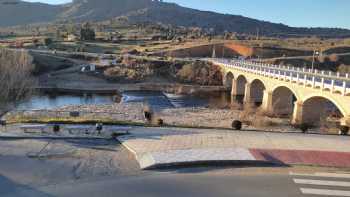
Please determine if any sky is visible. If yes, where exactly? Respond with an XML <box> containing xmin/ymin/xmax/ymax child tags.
<box><xmin>24</xmin><ymin>0</ymin><xmax>350</xmax><ymax>29</ymax></box>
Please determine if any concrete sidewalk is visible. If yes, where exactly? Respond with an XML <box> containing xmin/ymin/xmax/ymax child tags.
<box><xmin>117</xmin><ymin>127</ymin><xmax>350</xmax><ymax>169</ymax></box>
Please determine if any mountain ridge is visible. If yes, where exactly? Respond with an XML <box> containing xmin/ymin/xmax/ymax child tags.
<box><xmin>0</xmin><ymin>0</ymin><xmax>349</xmax><ymax>37</ymax></box>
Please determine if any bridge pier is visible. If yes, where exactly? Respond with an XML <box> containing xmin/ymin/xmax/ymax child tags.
<box><xmin>291</xmin><ymin>101</ymin><xmax>304</xmax><ymax>126</ymax></box>
<box><xmin>291</xmin><ymin>101</ymin><xmax>350</xmax><ymax>127</ymax></box>
<box><xmin>243</xmin><ymin>83</ymin><xmax>253</xmax><ymax>105</ymax></box>
<box><xmin>230</xmin><ymin>79</ymin><xmax>238</xmax><ymax>96</ymax></box>
<box><xmin>230</xmin><ymin>78</ymin><xmax>246</xmax><ymax>103</ymax></box>
<box><xmin>261</xmin><ymin>91</ymin><xmax>274</xmax><ymax>115</ymax></box>
<box><xmin>341</xmin><ymin>116</ymin><xmax>350</xmax><ymax>127</ymax></box>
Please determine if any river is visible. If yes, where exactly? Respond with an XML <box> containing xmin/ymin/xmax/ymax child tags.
<box><xmin>17</xmin><ymin>91</ymin><xmax>231</xmax><ymax>110</ymax></box>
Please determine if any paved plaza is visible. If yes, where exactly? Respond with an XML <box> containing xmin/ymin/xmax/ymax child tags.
<box><xmin>117</xmin><ymin>127</ymin><xmax>350</xmax><ymax>169</ymax></box>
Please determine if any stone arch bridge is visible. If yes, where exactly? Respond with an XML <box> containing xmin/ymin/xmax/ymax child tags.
<box><xmin>208</xmin><ymin>59</ymin><xmax>350</xmax><ymax>127</ymax></box>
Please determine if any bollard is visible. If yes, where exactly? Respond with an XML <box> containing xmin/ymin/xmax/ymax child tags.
<box><xmin>339</xmin><ymin>126</ymin><xmax>349</xmax><ymax>135</ymax></box>
<box><xmin>96</xmin><ymin>123</ymin><xmax>103</xmax><ymax>134</ymax></box>
<box><xmin>0</xmin><ymin>120</ymin><xmax>6</xmax><ymax>132</ymax></box>
<box><xmin>0</xmin><ymin>120</ymin><xmax>6</xmax><ymax>126</ymax></box>
<box><xmin>343</xmin><ymin>81</ymin><xmax>347</xmax><ymax>96</ymax></box>
<box><xmin>53</xmin><ymin>124</ymin><xmax>60</xmax><ymax>133</ymax></box>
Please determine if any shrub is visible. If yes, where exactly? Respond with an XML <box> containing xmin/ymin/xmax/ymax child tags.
<box><xmin>156</xmin><ymin>118</ymin><xmax>164</xmax><ymax>126</ymax></box>
<box><xmin>232</xmin><ymin>120</ymin><xmax>242</xmax><ymax>130</ymax></box>
<box><xmin>176</xmin><ymin>61</ymin><xmax>223</xmax><ymax>85</ymax></box>
<box><xmin>337</xmin><ymin>64</ymin><xmax>350</xmax><ymax>74</ymax></box>
<box><xmin>80</xmin><ymin>23</ymin><xmax>95</xmax><ymax>41</ymax></box>
<box><xmin>0</xmin><ymin>120</ymin><xmax>6</xmax><ymax>126</ymax></box>
<box><xmin>230</xmin><ymin>101</ymin><xmax>243</xmax><ymax>110</ymax></box>
<box><xmin>318</xmin><ymin>55</ymin><xmax>326</xmax><ymax>63</ymax></box>
<box><xmin>111</xmin><ymin>132</ymin><xmax>120</xmax><ymax>138</ymax></box>
<box><xmin>53</xmin><ymin>124</ymin><xmax>60</xmax><ymax>133</ymax></box>
<box><xmin>253</xmin><ymin>116</ymin><xmax>277</xmax><ymax>128</ymax></box>
<box><xmin>329</xmin><ymin>54</ymin><xmax>339</xmax><ymax>62</ymax></box>
<box><xmin>239</xmin><ymin>103</ymin><xmax>257</xmax><ymax>125</ymax></box>
<box><xmin>299</xmin><ymin>123</ymin><xmax>309</xmax><ymax>133</ymax></box>
<box><xmin>0</xmin><ymin>48</ymin><xmax>36</xmax><ymax>112</ymax></box>
<box><xmin>339</xmin><ymin>126</ymin><xmax>349</xmax><ymax>135</ymax></box>
<box><xmin>44</xmin><ymin>38</ymin><xmax>53</xmax><ymax>46</ymax></box>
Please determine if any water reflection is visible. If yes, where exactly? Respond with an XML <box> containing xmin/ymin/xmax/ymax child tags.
<box><xmin>17</xmin><ymin>93</ymin><xmax>115</xmax><ymax>110</ymax></box>
<box><xmin>16</xmin><ymin>91</ymin><xmax>232</xmax><ymax>111</ymax></box>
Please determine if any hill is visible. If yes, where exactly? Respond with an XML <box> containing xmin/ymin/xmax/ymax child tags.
<box><xmin>0</xmin><ymin>0</ymin><xmax>349</xmax><ymax>37</ymax></box>
<box><xmin>0</xmin><ymin>0</ymin><xmax>62</xmax><ymax>26</ymax></box>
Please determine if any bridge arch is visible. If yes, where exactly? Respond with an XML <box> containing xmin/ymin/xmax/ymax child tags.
<box><xmin>235</xmin><ymin>75</ymin><xmax>248</xmax><ymax>96</ymax></box>
<box><xmin>247</xmin><ymin>78</ymin><xmax>266</xmax><ymax>106</ymax></box>
<box><xmin>224</xmin><ymin>72</ymin><xmax>234</xmax><ymax>88</ymax></box>
<box><xmin>271</xmin><ymin>86</ymin><xmax>298</xmax><ymax>117</ymax></box>
<box><xmin>301</xmin><ymin>95</ymin><xmax>344</xmax><ymax>127</ymax></box>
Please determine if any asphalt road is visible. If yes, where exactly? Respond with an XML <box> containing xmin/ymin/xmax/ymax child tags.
<box><xmin>0</xmin><ymin>138</ymin><xmax>349</xmax><ymax>197</ymax></box>
<box><xmin>3</xmin><ymin>171</ymin><xmax>302</xmax><ymax>197</ymax></box>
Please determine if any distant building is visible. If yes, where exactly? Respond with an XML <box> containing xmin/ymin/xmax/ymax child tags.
<box><xmin>66</xmin><ymin>34</ymin><xmax>78</xmax><ymax>42</ymax></box>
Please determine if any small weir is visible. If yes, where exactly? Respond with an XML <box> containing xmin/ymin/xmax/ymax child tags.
<box><xmin>16</xmin><ymin>91</ymin><xmax>232</xmax><ymax>111</ymax></box>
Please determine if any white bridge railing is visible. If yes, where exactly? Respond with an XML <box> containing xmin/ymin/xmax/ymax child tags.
<box><xmin>209</xmin><ymin>58</ymin><xmax>350</xmax><ymax>96</ymax></box>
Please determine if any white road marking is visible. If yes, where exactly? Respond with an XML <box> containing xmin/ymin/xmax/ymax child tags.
<box><xmin>300</xmin><ymin>188</ymin><xmax>350</xmax><ymax>196</ymax></box>
<box><xmin>294</xmin><ymin>178</ymin><xmax>350</xmax><ymax>187</ymax></box>
<box><xmin>315</xmin><ymin>173</ymin><xmax>350</xmax><ymax>179</ymax></box>
<box><xmin>290</xmin><ymin>172</ymin><xmax>350</xmax><ymax>179</ymax></box>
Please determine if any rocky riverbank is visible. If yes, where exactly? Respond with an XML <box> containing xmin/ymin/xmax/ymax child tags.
<box><xmin>5</xmin><ymin>103</ymin><xmax>145</xmax><ymax>125</ymax></box>
<box><xmin>157</xmin><ymin>107</ymin><xmax>240</xmax><ymax>128</ymax></box>
<box><xmin>5</xmin><ymin>101</ymin><xmax>296</xmax><ymax>132</ymax></box>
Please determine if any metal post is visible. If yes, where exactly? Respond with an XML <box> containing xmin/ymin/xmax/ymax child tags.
<box><xmin>297</xmin><ymin>73</ymin><xmax>300</xmax><ymax>84</ymax></box>
<box><xmin>284</xmin><ymin>72</ymin><xmax>287</xmax><ymax>81</ymax></box>
<box><xmin>278</xmin><ymin>70</ymin><xmax>281</xmax><ymax>80</ymax></box>
<box><xmin>321</xmin><ymin>77</ymin><xmax>325</xmax><ymax>90</ymax></box>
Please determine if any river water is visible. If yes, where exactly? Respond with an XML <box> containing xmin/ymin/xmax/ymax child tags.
<box><xmin>17</xmin><ymin>91</ymin><xmax>231</xmax><ymax>110</ymax></box>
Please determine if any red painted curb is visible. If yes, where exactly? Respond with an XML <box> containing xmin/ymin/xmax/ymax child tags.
<box><xmin>250</xmin><ymin>149</ymin><xmax>350</xmax><ymax>168</ymax></box>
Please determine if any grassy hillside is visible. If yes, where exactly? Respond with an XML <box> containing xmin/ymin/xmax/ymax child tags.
<box><xmin>0</xmin><ymin>0</ymin><xmax>349</xmax><ymax>38</ymax></box>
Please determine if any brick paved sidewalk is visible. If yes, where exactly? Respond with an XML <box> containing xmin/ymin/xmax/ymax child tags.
<box><xmin>117</xmin><ymin>127</ymin><xmax>350</xmax><ymax>169</ymax></box>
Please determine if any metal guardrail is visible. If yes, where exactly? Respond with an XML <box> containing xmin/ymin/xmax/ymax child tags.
<box><xmin>209</xmin><ymin>58</ymin><xmax>350</xmax><ymax>96</ymax></box>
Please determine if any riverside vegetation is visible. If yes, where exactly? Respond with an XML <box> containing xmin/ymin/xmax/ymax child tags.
<box><xmin>0</xmin><ymin>48</ymin><xmax>36</xmax><ymax>116</ymax></box>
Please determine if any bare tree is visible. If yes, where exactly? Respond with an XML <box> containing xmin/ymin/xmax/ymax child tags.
<box><xmin>0</xmin><ymin>48</ymin><xmax>36</xmax><ymax>115</ymax></box>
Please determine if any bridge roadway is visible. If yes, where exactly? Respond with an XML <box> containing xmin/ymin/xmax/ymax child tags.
<box><xmin>208</xmin><ymin>58</ymin><xmax>350</xmax><ymax>128</ymax></box>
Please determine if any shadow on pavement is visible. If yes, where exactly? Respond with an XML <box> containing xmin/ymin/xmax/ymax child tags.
<box><xmin>148</xmin><ymin>160</ymin><xmax>290</xmax><ymax>173</ymax></box>
<box><xmin>63</xmin><ymin>138</ymin><xmax>121</xmax><ymax>152</ymax></box>
<box><xmin>0</xmin><ymin>174</ymin><xmax>54</xmax><ymax>197</ymax></box>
